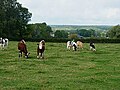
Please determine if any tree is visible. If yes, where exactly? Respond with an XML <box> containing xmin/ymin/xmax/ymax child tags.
<box><xmin>0</xmin><ymin>0</ymin><xmax>32</xmax><ymax>38</ymax></box>
<box><xmin>77</xmin><ymin>29</ymin><xmax>91</xmax><ymax>37</ymax></box>
<box><xmin>107</xmin><ymin>25</ymin><xmax>120</xmax><ymax>38</ymax></box>
<box><xmin>28</xmin><ymin>23</ymin><xmax>53</xmax><ymax>39</ymax></box>
<box><xmin>89</xmin><ymin>29</ymin><xmax>96</xmax><ymax>37</ymax></box>
<box><xmin>54</xmin><ymin>30</ymin><xmax>68</xmax><ymax>38</ymax></box>
<box><xmin>68</xmin><ymin>34</ymin><xmax>78</xmax><ymax>39</ymax></box>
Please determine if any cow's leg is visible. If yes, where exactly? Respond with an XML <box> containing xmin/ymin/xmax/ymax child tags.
<box><xmin>19</xmin><ymin>51</ymin><xmax>22</xmax><ymax>58</ymax></box>
<box><xmin>37</xmin><ymin>47</ymin><xmax>40</xmax><ymax>58</ymax></box>
<box><xmin>40</xmin><ymin>49</ymin><xmax>44</xmax><ymax>59</ymax></box>
<box><xmin>40</xmin><ymin>52</ymin><xmax>43</xmax><ymax>59</ymax></box>
<box><xmin>40</xmin><ymin>52</ymin><xmax>44</xmax><ymax>59</ymax></box>
<box><xmin>74</xmin><ymin>46</ymin><xmax>77</xmax><ymax>51</ymax></box>
<box><xmin>73</xmin><ymin>44</ymin><xmax>77</xmax><ymax>51</ymax></box>
<box><xmin>37</xmin><ymin>51</ymin><xmax>40</xmax><ymax>59</ymax></box>
<box><xmin>90</xmin><ymin>46</ymin><xmax>92</xmax><ymax>51</ymax></box>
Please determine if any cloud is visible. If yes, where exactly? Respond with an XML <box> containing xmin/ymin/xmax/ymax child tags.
<box><xmin>17</xmin><ymin>0</ymin><xmax>120</xmax><ymax>25</ymax></box>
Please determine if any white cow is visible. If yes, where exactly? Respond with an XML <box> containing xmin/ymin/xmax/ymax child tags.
<box><xmin>67</xmin><ymin>41</ymin><xmax>72</xmax><ymax>50</ymax></box>
<box><xmin>0</xmin><ymin>38</ymin><xmax>9</xmax><ymax>49</ymax></box>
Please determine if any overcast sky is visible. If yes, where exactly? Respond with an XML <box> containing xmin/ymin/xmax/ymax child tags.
<box><xmin>17</xmin><ymin>0</ymin><xmax>120</xmax><ymax>25</ymax></box>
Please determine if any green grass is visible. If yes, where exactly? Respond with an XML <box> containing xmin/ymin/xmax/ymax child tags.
<box><xmin>0</xmin><ymin>41</ymin><xmax>120</xmax><ymax>90</ymax></box>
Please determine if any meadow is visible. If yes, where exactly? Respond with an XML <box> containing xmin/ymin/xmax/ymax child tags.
<box><xmin>0</xmin><ymin>41</ymin><xmax>120</xmax><ymax>90</ymax></box>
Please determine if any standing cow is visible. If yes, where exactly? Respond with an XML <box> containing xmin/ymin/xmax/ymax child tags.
<box><xmin>76</xmin><ymin>41</ymin><xmax>83</xmax><ymax>49</ymax></box>
<box><xmin>67</xmin><ymin>41</ymin><xmax>72</xmax><ymax>50</ymax></box>
<box><xmin>0</xmin><ymin>38</ymin><xmax>8</xmax><ymax>49</ymax></box>
<box><xmin>18</xmin><ymin>39</ymin><xmax>30</xmax><ymax>58</ymax></box>
<box><xmin>90</xmin><ymin>42</ymin><xmax>96</xmax><ymax>51</ymax></box>
<box><xmin>72</xmin><ymin>41</ymin><xmax>77</xmax><ymax>51</ymax></box>
<box><xmin>37</xmin><ymin>40</ymin><xmax>45</xmax><ymax>59</ymax></box>
<box><xmin>67</xmin><ymin>40</ymin><xmax>77</xmax><ymax>51</ymax></box>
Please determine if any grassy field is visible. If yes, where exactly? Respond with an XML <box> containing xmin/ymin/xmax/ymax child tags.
<box><xmin>0</xmin><ymin>41</ymin><xmax>120</xmax><ymax>90</ymax></box>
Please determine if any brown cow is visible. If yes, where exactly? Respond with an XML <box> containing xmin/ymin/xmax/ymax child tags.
<box><xmin>37</xmin><ymin>40</ymin><xmax>45</xmax><ymax>59</ymax></box>
<box><xmin>18</xmin><ymin>40</ymin><xmax>30</xmax><ymax>58</ymax></box>
<box><xmin>76</xmin><ymin>41</ymin><xmax>83</xmax><ymax>49</ymax></box>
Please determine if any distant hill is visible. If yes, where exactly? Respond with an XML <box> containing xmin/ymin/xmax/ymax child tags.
<box><xmin>50</xmin><ymin>25</ymin><xmax>113</xmax><ymax>31</ymax></box>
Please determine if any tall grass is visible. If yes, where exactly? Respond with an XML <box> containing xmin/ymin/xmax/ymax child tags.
<box><xmin>0</xmin><ymin>41</ymin><xmax>120</xmax><ymax>90</ymax></box>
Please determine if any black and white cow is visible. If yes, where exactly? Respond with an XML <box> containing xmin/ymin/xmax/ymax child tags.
<box><xmin>67</xmin><ymin>41</ymin><xmax>72</xmax><ymax>50</ymax></box>
<box><xmin>0</xmin><ymin>38</ymin><xmax>8</xmax><ymax>49</ymax></box>
<box><xmin>67</xmin><ymin>40</ymin><xmax>77</xmax><ymax>51</ymax></box>
<box><xmin>72</xmin><ymin>41</ymin><xmax>77</xmax><ymax>51</ymax></box>
<box><xmin>90</xmin><ymin>42</ymin><xmax>96</xmax><ymax>51</ymax></box>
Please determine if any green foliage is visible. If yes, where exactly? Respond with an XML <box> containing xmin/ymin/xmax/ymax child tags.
<box><xmin>51</xmin><ymin>25</ymin><xmax>111</xmax><ymax>31</ymax></box>
<box><xmin>0</xmin><ymin>0</ymin><xmax>32</xmax><ymax>38</ymax></box>
<box><xmin>27</xmin><ymin>23</ymin><xmax>53</xmax><ymax>39</ymax></box>
<box><xmin>77</xmin><ymin>29</ymin><xmax>96</xmax><ymax>37</ymax></box>
<box><xmin>107</xmin><ymin>25</ymin><xmax>120</xmax><ymax>38</ymax></box>
<box><xmin>0</xmin><ymin>41</ymin><xmax>120</xmax><ymax>89</ymax></box>
<box><xmin>68</xmin><ymin>34</ymin><xmax>79</xmax><ymax>39</ymax></box>
<box><xmin>54</xmin><ymin>30</ymin><xmax>68</xmax><ymax>38</ymax></box>
<box><xmin>51</xmin><ymin>25</ymin><xmax>112</xmax><ymax>38</ymax></box>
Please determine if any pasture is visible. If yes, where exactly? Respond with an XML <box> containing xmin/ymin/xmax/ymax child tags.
<box><xmin>0</xmin><ymin>41</ymin><xmax>120</xmax><ymax>90</ymax></box>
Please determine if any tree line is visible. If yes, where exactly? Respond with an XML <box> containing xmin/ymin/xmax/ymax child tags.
<box><xmin>0</xmin><ymin>0</ymin><xmax>120</xmax><ymax>40</ymax></box>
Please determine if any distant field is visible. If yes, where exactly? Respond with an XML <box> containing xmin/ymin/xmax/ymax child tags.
<box><xmin>50</xmin><ymin>25</ymin><xmax>112</xmax><ymax>31</ymax></box>
<box><xmin>0</xmin><ymin>41</ymin><xmax>120</xmax><ymax>90</ymax></box>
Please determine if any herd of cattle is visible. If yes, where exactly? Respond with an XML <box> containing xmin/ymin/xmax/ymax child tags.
<box><xmin>67</xmin><ymin>40</ymin><xmax>96</xmax><ymax>51</ymax></box>
<box><xmin>0</xmin><ymin>38</ymin><xmax>96</xmax><ymax>59</ymax></box>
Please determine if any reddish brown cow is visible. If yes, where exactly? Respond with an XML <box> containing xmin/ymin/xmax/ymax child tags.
<box><xmin>37</xmin><ymin>40</ymin><xmax>45</xmax><ymax>59</ymax></box>
<box><xmin>18</xmin><ymin>40</ymin><xmax>30</xmax><ymax>58</ymax></box>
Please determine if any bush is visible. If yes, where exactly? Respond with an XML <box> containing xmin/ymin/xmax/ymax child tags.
<box><xmin>9</xmin><ymin>37</ymin><xmax>120</xmax><ymax>43</ymax></box>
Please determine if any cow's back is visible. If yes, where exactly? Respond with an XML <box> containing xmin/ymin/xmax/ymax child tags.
<box><xmin>18</xmin><ymin>42</ymin><xmax>26</xmax><ymax>52</ymax></box>
<box><xmin>77</xmin><ymin>41</ymin><xmax>83</xmax><ymax>48</ymax></box>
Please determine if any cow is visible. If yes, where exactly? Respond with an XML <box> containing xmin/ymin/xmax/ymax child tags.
<box><xmin>67</xmin><ymin>40</ymin><xmax>77</xmax><ymax>51</ymax></box>
<box><xmin>72</xmin><ymin>41</ymin><xmax>77</xmax><ymax>51</ymax></box>
<box><xmin>37</xmin><ymin>40</ymin><xmax>45</xmax><ymax>59</ymax></box>
<box><xmin>0</xmin><ymin>38</ymin><xmax>8</xmax><ymax>49</ymax></box>
<box><xmin>90</xmin><ymin>42</ymin><xmax>96</xmax><ymax>51</ymax></box>
<box><xmin>67</xmin><ymin>41</ymin><xmax>72</xmax><ymax>50</ymax></box>
<box><xmin>18</xmin><ymin>40</ymin><xmax>30</xmax><ymax>58</ymax></box>
<box><xmin>4</xmin><ymin>38</ymin><xmax>8</xmax><ymax>47</ymax></box>
<box><xmin>0</xmin><ymin>38</ymin><xmax>5</xmax><ymax>49</ymax></box>
<box><xmin>76</xmin><ymin>41</ymin><xmax>83</xmax><ymax>49</ymax></box>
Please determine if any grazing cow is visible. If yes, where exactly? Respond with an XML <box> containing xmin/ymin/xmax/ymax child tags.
<box><xmin>72</xmin><ymin>41</ymin><xmax>77</xmax><ymax>51</ymax></box>
<box><xmin>76</xmin><ymin>41</ymin><xmax>83</xmax><ymax>49</ymax></box>
<box><xmin>67</xmin><ymin>41</ymin><xmax>72</xmax><ymax>50</ymax></box>
<box><xmin>67</xmin><ymin>40</ymin><xmax>77</xmax><ymax>51</ymax></box>
<box><xmin>0</xmin><ymin>38</ymin><xmax>8</xmax><ymax>49</ymax></box>
<box><xmin>4</xmin><ymin>38</ymin><xmax>8</xmax><ymax>47</ymax></box>
<box><xmin>18</xmin><ymin>40</ymin><xmax>30</xmax><ymax>58</ymax></box>
<box><xmin>90</xmin><ymin>42</ymin><xmax>96</xmax><ymax>51</ymax></box>
<box><xmin>37</xmin><ymin>40</ymin><xmax>45</xmax><ymax>59</ymax></box>
<box><xmin>0</xmin><ymin>38</ymin><xmax>5</xmax><ymax>49</ymax></box>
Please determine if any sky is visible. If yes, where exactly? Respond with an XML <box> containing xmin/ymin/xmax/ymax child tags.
<box><xmin>17</xmin><ymin>0</ymin><xmax>120</xmax><ymax>25</ymax></box>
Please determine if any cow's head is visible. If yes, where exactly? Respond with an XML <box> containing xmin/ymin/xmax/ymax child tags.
<box><xmin>25</xmin><ymin>52</ymin><xmax>30</xmax><ymax>58</ymax></box>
